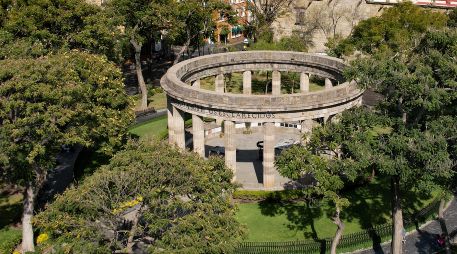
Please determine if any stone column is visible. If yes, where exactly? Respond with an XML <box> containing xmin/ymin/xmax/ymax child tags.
<box><xmin>167</xmin><ymin>100</ymin><xmax>175</xmax><ymax>145</ymax></box>
<box><xmin>243</xmin><ymin>71</ymin><xmax>251</xmax><ymax>95</ymax></box>
<box><xmin>325</xmin><ymin>78</ymin><xmax>333</xmax><ymax>89</ymax></box>
<box><xmin>192</xmin><ymin>114</ymin><xmax>205</xmax><ymax>157</ymax></box>
<box><xmin>301</xmin><ymin>119</ymin><xmax>314</xmax><ymax>134</ymax></box>
<box><xmin>301</xmin><ymin>119</ymin><xmax>314</xmax><ymax>144</ymax></box>
<box><xmin>192</xmin><ymin>79</ymin><xmax>200</xmax><ymax>88</ymax></box>
<box><xmin>263</xmin><ymin>122</ymin><xmax>275</xmax><ymax>189</ymax></box>
<box><xmin>272</xmin><ymin>71</ymin><xmax>281</xmax><ymax>95</ymax></box>
<box><xmin>224</xmin><ymin>120</ymin><xmax>236</xmax><ymax>181</ymax></box>
<box><xmin>173</xmin><ymin>106</ymin><xmax>185</xmax><ymax>149</ymax></box>
<box><xmin>215</xmin><ymin>74</ymin><xmax>224</xmax><ymax>93</ymax></box>
<box><xmin>300</xmin><ymin>73</ymin><xmax>309</xmax><ymax>93</ymax></box>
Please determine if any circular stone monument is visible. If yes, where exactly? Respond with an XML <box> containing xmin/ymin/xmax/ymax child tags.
<box><xmin>161</xmin><ymin>51</ymin><xmax>363</xmax><ymax>190</ymax></box>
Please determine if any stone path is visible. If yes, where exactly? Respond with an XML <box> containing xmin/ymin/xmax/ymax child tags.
<box><xmin>355</xmin><ymin>198</ymin><xmax>457</xmax><ymax>254</ymax></box>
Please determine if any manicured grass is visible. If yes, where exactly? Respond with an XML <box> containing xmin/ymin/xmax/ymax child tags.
<box><xmin>0</xmin><ymin>190</ymin><xmax>23</xmax><ymax>253</ymax></box>
<box><xmin>236</xmin><ymin>202</ymin><xmax>362</xmax><ymax>242</ymax></box>
<box><xmin>148</xmin><ymin>91</ymin><xmax>167</xmax><ymax>110</ymax></box>
<box><xmin>0</xmin><ymin>227</ymin><xmax>21</xmax><ymax>254</ymax></box>
<box><xmin>236</xmin><ymin>178</ymin><xmax>440</xmax><ymax>242</ymax></box>
<box><xmin>134</xmin><ymin>91</ymin><xmax>167</xmax><ymax>111</ymax></box>
<box><xmin>129</xmin><ymin>115</ymin><xmax>168</xmax><ymax>139</ymax></box>
<box><xmin>0</xmin><ymin>192</ymin><xmax>22</xmax><ymax>228</ymax></box>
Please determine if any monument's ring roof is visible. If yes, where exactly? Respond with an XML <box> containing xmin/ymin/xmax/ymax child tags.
<box><xmin>161</xmin><ymin>51</ymin><xmax>363</xmax><ymax>113</ymax></box>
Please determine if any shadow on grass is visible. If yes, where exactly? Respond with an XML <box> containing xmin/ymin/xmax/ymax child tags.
<box><xmin>254</xmin><ymin>177</ymin><xmax>436</xmax><ymax>252</ymax></box>
<box><xmin>258</xmin><ymin>199</ymin><xmax>323</xmax><ymax>240</ymax></box>
<box><xmin>0</xmin><ymin>191</ymin><xmax>22</xmax><ymax>228</ymax></box>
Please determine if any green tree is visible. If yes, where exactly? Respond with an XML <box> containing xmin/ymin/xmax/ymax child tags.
<box><xmin>0</xmin><ymin>0</ymin><xmax>122</xmax><ymax>61</ymax></box>
<box><xmin>330</xmin><ymin>2</ymin><xmax>447</xmax><ymax>57</ymax></box>
<box><xmin>108</xmin><ymin>0</ymin><xmax>178</xmax><ymax>110</ymax></box>
<box><xmin>275</xmin><ymin>109</ymin><xmax>386</xmax><ymax>254</ymax></box>
<box><xmin>276</xmin><ymin>147</ymin><xmax>349</xmax><ymax>254</ymax></box>
<box><xmin>246</xmin><ymin>0</ymin><xmax>292</xmax><ymax>41</ymax></box>
<box><xmin>173</xmin><ymin>0</ymin><xmax>236</xmax><ymax>63</ymax></box>
<box><xmin>0</xmin><ymin>51</ymin><xmax>134</xmax><ymax>252</ymax></box>
<box><xmin>343</xmin><ymin>28</ymin><xmax>457</xmax><ymax>254</ymax></box>
<box><xmin>35</xmin><ymin>139</ymin><xmax>244</xmax><ymax>253</ymax></box>
<box><xmin>447</xmin><ymin>7</ymin><xmax>457</xmax><ymax>28</ymax></box>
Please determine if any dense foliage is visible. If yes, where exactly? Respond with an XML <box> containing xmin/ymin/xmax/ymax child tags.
<box><xmin>35</xmin><ymin>139</ymin><xmax>245</xmax><ymax>253</ymax></box>
<box><xmin>248</xmin><ymin>35</ymin><xmax>309</xmax><ymax>52</ymax></box>
<box><xmin>0</xmin><ymin>51</ymin><xmax>133</xmax><ymax>183</ymax></box>
<box><xmin>277</xmin><ymin>4</ymin><xmax>456</xmax><ymax>253</ymax></box>
<box><xmin>329</xmin><ymin>2</ymin><xmax>447</xmax><ymax>57</ymax></box>
<box><xmin>0</xmin><ymin>0</ymin><xmax>122</xmax><ymax>60</ymax></box>
<box><xmin>0</xmin><ymin>51</ymin><xmax>133</xmax><ymax>251</ymax></box>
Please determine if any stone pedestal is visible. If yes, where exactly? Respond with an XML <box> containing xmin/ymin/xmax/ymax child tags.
<box><xmin>173</xmin><ymin>106</ymin><xmax>185</xmax><ymax>149</ymax></box>
<box><xmin>192</xmin><ymin>79</ymin><xmax>200</xmax><ymax>88</ymax></box>
<box><xmin>243</xmin><ymin>71</ymin><xmax>251</xmax><ymax>95</ymax></box>
<box><xmin>216</xmin><ymin>74</ymin><xmax>224</xmax><ymax>93</ymax></box>
<box><xmin>263</xmin><ymin>122</ymin><xmax>275</xmax><ymax>189</ymax></box>
<box><xmin>224</xmin><ymin>120</ymin><xmax>236</xmax><ymax>181</ymax></box>
<box><xmin>192</xmin><ymin>114</ymin><xmax>205</xmax><ymax>157</ymax></box>
<box><xmin>272</xmin><ymin>71</ymin><xmax>281</xmax><ymax>95</ymax></box>
<box><xmin>167</xmin><ymin>100</ymin><xmax>175</xmax><ymax>145</ymax></box>
<box><xmin>300</xmin><ymin>73</ymin><xmax>309</xmax><ymax>93</ymax></box>
<box><xmin>325</xmin><ymin>78</ymin><xmax>333</xmax><ymax>89</ymax></box>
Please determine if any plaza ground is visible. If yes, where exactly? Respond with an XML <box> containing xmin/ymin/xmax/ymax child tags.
<box><xmin>204</xmin><ymin>126</ymin><xmax>302</xmax><ymax>189</ymax></box>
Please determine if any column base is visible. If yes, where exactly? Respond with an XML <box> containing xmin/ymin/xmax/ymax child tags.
<box><xmin>263</xmin><ymin>174</ymin><xmax>275</xmax><ymax>189</ymax></box>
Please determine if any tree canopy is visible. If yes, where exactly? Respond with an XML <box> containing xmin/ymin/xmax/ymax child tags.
<box><xmin>0</xmin><ymin>0</ymin><xmax>123</xmax><ymax>61</ymax></box>
<box><xmin>35</xmin><ymin>139</ymin><xmax>245</xmax><ymax>253</ymax></box>
<box><xmin>0</xmin><ymin>51</ymin><xmax>133</xmax><ymax>252</ymax></box>
<box><xmin>344</xmin><ymin>27</ymin><xmax>456</xmax><ymax>254</ymax></box>
<box><xmin>277</xmin><ymin>8</ymin><xmax>456</xmax><ymax>252</ymax></box>
<box><xmin>329</xmin><ymin>2</ymin><xmax>447</xmax><ymax>57</ymax></box>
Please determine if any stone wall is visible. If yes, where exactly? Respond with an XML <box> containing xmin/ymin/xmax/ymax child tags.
<box><xmin>272</xmin><ymin>0</ymin><xmax>386</xmax><ymax>52</ymax></box>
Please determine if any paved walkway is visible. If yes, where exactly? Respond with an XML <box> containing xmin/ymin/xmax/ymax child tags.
<box><xmin>205</xmin><ymin>126</ymin><xmax>302</xmax><ymax>190</ymax></box>
<box><xmin>356</xmin><ymin>198</ymin><xmax>457</xmax><ymax>254</ymax></box>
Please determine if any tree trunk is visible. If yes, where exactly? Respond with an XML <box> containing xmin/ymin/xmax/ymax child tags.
<box><xmin>131</xmin><ymin>39</ymin><xmax>148</xmax><ymax>110</ymax></box>
<box><xmin>21</xmin><ymin>182</ymin><xmax>35</xmax><ymax>253</ymax></box>
<box><xmin>173</xmin><ymin>37</ymin><xmax>191</xmax><ymax>65</ymax></box>
<box><xmin>391</xmin><ymin>175</ymin><xmax>404</xmax><ymax>254</ymax></box>
<box><xmin>439</xmin><ymin>198</ymin><xmax>446</xmax><ymax>219</ymax></box>
<box><xmin>330</xmin><ymin>207</ymin><xmax>345</xmax><ymax>254</ymax></box>
<box><xmin>126</xmin><ymin>206</ymin><xmax>142</xmax><ymax>253</ymax></box>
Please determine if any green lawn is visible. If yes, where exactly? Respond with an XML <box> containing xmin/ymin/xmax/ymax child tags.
<box><xmin>129</xmin><ymin>115</ymin><xmax>168</xmax><ymax>139</ymax></box>
<box><xmin>0</xmin><ymin>227</ymin><xmax>21</xmax><ymax>253</ymax></box>
<box><xmin>0</xmin><ymin>190</ymin><xmax>23</xmax><ymax>253</ymax></box>
<box><xmin>134</xmin><ymin>91</ymin><xmax>167</xmax><ymax>111</ymax></box>
<box><xmin>236</xmin><ymin>178</ymin><xmax>440</xmax><ymax>242</ymax></box>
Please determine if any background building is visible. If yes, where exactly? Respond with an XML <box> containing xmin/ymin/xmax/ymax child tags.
<box><xmin>215</xmin><ymin>0</ymin><xmax>252</xmax><ymax>43</ymax></box>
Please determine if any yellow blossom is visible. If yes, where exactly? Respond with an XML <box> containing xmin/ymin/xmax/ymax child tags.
<box><xmin>37</xmin><ymin>233</ymin><xmax>49</xmax><ymax>244</ymax></box>
<box><xmin>112</xmin><ymin>196</ymin><xmax>143</xmax><ymax>214</ymax></box>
